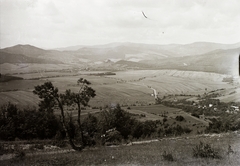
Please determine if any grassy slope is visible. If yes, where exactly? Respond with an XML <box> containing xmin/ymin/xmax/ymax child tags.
<box><xmin>216</xmin><ymin>87</ymin><xmax>240</xmax><ymax>103</ymax></box>
<box><xmin>1</xmin><ymin>132</ymin><xmax>240</xmax><ymax>165</ymax></box>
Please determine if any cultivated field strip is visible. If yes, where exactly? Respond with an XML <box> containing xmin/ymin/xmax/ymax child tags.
<box><xmin>0</xmin><ymin>70</ymin><xmax>237</xmax><ymax>107</ymax></box>
<box><xmin>0</xmin><ymin>91</ymin><xmax>39</xmax><ymax>107</ymax></box>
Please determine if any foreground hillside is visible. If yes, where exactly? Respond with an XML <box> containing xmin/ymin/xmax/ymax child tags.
<box><xmin>1</xmin><ymin>132</ymin><xmax>240</xmax><ymax>165</ymax></box>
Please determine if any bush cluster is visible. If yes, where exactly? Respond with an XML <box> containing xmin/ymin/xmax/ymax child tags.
<box><xmin>205</xmin><ymin>117</ymin><xmax>240</xmax><ymax>133</ymax></box>
<box><xmin>81</xmin><ymin>105</ymin><xmax>158</xmax><ymax>145</ymax></box>
<box><xmin>175</xmin><ymin>115</ymin><xmax>185</xmax><ymax>121</ymax></box>
<box><xmin>192</xmin><ymin>141</ymin><xmax>221</xmax><ymax>159</ymax></box>
<box><xmin>0</xmin><ymin>103</ymin><xmax>60</xmax><ymax>141</ymax></box>
<box><xmin>80</xmin><ymin>105</ymin><xmax>192</xmax><ymax>145</ymax></box>
<box><xmin>158</xmin><ymin>125</ymin><xmax>192</xmax><ymax>137</ymax></box>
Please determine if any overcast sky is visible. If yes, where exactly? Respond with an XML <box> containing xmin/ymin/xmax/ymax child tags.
<box><xmin>1</xmin><ymin>0</ymin><xmax>240</xmax><ymax>49</ymax></box>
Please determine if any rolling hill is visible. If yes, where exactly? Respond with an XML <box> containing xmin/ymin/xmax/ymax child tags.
<box><xmin>1</xmin><ymin>45</ymin><xmax>74</xmax><ymax>64</ymax></box>
<box><xmin>143</xmin><ymin>47</ymin><xmax>240</xmax><ymax>75</ymax></box>
<box><xmin>55</xmin><ymin>42</ymin><xmax>240</xmax><ymax>56</ymax></box>
<box><xmin>0</xmin><ymin>51</ymin><xmax>59</xmax><ymax>64</ymax></box>
<box><xmin>2</xmin><ymin>44</ymin><xmax>49</xmax><ymax>58</ymax></box>
<box><xmin>1</xmin><ymin>42</ymin><xmax>239</xmax><ymax>75</ymax></box>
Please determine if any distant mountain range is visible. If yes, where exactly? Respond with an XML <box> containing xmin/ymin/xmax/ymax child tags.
<box><xmin>1</xmin><ymin>42</ymin><xmax>239</xmax><ymax>75</ymax></box>
<box><xmin>55</xmin><ymin>42</ymin><xmax>240</xmax><ymax>56</ymax></box>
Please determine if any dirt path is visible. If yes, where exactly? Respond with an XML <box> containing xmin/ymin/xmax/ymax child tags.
<box><xmin>150</xmin><ymin>87</ymin><xmax>158</xmax><ymax>99</ymax></box>
<box><xmin>128</xmin><ymin>82</ymin><xmax>158</xmax><ymax>99</ymax></box>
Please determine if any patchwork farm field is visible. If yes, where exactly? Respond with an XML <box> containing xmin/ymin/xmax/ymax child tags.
<box><xmin>0</xmin><ymin>69</ymin><xmax>237</xmax><ymax>108</ymax></box>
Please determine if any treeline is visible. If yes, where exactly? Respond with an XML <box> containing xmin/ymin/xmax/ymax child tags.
<box><xmin>0</xmin><ymin>74</ymin><xmax>23</xmax><ymax>82</ymax></box>
<box><xmin>0</xmin><ymin>103</ymin><xmax>192</xmax><ymax>144</ymax></box>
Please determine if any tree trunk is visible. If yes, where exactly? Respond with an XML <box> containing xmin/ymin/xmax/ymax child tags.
<box><xmin>56</xmin><ymin>98</ymin><xmax>84</xmax><ymax>151</ymax></box>
<box><xmin>77</xmin><ymin>102</ymin><xmax>85</xmax><ymax>145</ymax></box>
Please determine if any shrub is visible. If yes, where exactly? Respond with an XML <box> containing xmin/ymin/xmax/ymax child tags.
<box><xmin>105</xmin><ymin>130</ymin><xmax>122</xmax><ymax>145</ymax></box>
<box><xmin>14</xmin><ymin>144</ymin><xmax>25</xmax><ymax>160</ymax></box>
<box><xmin>191</xmin><ymin>113</ymin><xmax>200</xmax><ymax>118</ymax></box>
<box><xmin>192</xmin><ymin>141</ymin><xmax>221</xmax><ymax>159</ymax></box>
<box><xmin>82</xmin><ymin>113</ymin><xmax>98</xmax><ymax>138</ymax></box>
<box><xmin>0</xmin><ymin>143</ymin><xmax>5</xmax><ymax>155</ymax></box>
<box><xmin>162</xmin><ymin>151</ymin><xmax>174</xmax><ymax>161</ymax></box>
<box><xmin>14</xmin><ymin>150</ymin><xmax>25</xmax><ymax>160</ymax></box>
<box><xmin>175</xmin><ymin>115</ymin><xmax>185</xmax><ymax>121</ymax></box>
<box><xmin>98</xmin><ymin>105</ymin><xmax>136</xmax><ymax>139</ymax></box>
<box><xmin>34</xmin><ymin>144</ymin><xmax>44</xmax><ymax>150</ymax></box>
<box><xmin>163</xmin><ymin>118</ymin><xmax>167</xmax><ymax>123</ymax></box>
<box><xmin>53</xmin><ymin>140</ymin><xmax>67</xmax><ymax>148</ymax></box>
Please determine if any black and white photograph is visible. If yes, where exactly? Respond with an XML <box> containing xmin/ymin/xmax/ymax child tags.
<box><xmin>0</xmin><ymin>0</ymin><xmax>240</xmax><ymax>165</ymax></box>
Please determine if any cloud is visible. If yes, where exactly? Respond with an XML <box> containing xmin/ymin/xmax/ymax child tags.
<box><xmin>0</xmin><ymin>0</ymin><xmax>240</xmax><ymax>48</ymax></box>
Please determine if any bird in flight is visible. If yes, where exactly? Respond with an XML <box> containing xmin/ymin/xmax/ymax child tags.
<box><xmin>141</xmin><ymin>11</ymin><xmax>165</xmax><ymax>34</ymax></box>
<box><xmin>142</xmin><ymin>11</ymin><xmax>148</xmax><ymax>19</ymax></box>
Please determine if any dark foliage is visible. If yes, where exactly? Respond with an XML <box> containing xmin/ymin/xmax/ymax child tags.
<box><xmin>175</xmin><ymin>115</ymin><xmax>185</xmax><ymax>121</ymax></box>
<box><xmin>205</xmin><ymin>117</ymin><xmax>240</xmax><ymax>133</ymax></box>
<box><xmin>0</xmin><ymin>75</ymin><xmax>23</xmax><ymax>82</ymax></box>
<box><xmin>162</xmin><ymin>151</ymin><xmax>174</xmax><ymax>161</ymax></box>
<box><xmin>193</xmin><ymin>141</ymin><xmax>221</xmax><ymax>159</ymax></box>
<box><xmin>98</xmin><ymin>105</ymin><xmax>136</xmax><ymax>139</ymax></box>
<box><xmin>131</xmin><ymin>120</ymin><xmax>157</xmax><ymax>139</ymax></box>
<box><xmin>0</xmin><ymin>103</ymin><xmax>60</xmax><ymax>141</ymax></box>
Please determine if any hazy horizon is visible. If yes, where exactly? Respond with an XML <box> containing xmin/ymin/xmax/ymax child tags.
<box><xmin>1</xmin><ymin>40</ymin><xmax>240</xmax><ymax>50</ymax></box>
